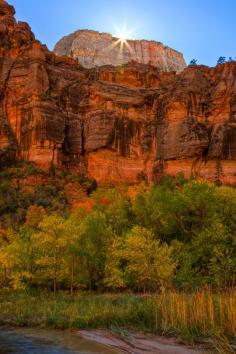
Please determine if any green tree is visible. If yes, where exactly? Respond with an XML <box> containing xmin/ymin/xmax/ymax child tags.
<box><xmin>174</xmin><ymin>222</ymin><xmax>236</xmax><ymax>288</ymax></box>
<box><xmin>80</xmin><ymin>210</ymin><xmax>113</xmax><ymax>290</ymax></box>
<box><xmin>216</xmin><ymin>186</ymin><xmax>236</xmax><ymax>234</ymax></box>
<box><xmin>104</xmin><ymin>235</ymin><xmax>126</xmax><ymax>290</ymax></box>
<box><xmin>35</xmin><ymin>215</ymin><xmax>69</xmax><ymax>293</ymax></box>
<box><xmin>0</xmin><ymin>205</ymin><xmax>47</xmax><ymax>289</ymax></box>
<box><xmin>217</xmin><ymin>56</ymin><xmax>226</xmax><ymax>64</ymax></box>
<box><xmin>123</xmin><ymin>226</ymin><xmax>175</xmax><ymax>292</ymax></box>
<box><xmin>92</xmin><ymin>188</ymin><xmax>133</xmax><ymax>235</ymax></box>
<box><xmin>0</xmin><ymin>225</ymin><xmax>40</xmax><ymax>289</ymax></box>
<box><xmin>63</xmin><ymin>215</ymin><xmax>84</xmax><ymax>294</ymax></box>
<box><xmin>189</xmin><ymin>59</ymin><xmax>197</xmax><ymax>65</ymax></box>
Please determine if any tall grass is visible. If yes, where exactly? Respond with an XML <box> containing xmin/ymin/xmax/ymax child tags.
<box><xmin>0</xmin><ymin>289</ymin><xmax>235</xmax><ymax>345</ymax></box>
<box><xmin>155</xmin><ymin>289</ymin><xmax>235</xmax><ymax>340</ymax></box>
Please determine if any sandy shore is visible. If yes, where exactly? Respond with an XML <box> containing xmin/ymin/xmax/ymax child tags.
<box><xmin>79</xmin><ymin>329</ymin><xmax>208</xmax><ymax>354</ymax></box>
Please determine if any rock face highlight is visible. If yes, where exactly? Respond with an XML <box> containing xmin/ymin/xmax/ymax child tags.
<box><xmin>54</xmin><ymin>30</ymin><xmax>186</xmax><ymax>72</ymax></box>
<box><xmin>0</xmin><ymin>1</ymin><xmax>236</xmax><ymax>185</ymax></box>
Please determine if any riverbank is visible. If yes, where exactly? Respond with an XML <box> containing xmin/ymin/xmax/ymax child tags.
<box><xmin>79</xmin><ymin>329</ymin><xmax>208</xmax><ymax>353</ymax></box>
<box><xmin>0</xmin><ymin>290</ymin><xmax>235</xmax><ymax>352</ymax></box>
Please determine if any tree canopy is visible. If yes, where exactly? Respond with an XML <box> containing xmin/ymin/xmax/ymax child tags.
<box><xmin>0</xmin><ymin>168</ymin><xmax>235</xmax><ymax>292</ymax></box>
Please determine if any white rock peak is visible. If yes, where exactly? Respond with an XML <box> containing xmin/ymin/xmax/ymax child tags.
<box><xmin>54</xmin><ymin>29</ymin><xmax>186</xmax><ymax>72</ymax></box>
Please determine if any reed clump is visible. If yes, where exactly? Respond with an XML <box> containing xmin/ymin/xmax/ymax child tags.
<box><xmin>154</xmin><ymin>288</ymin><xmax>235</xmax><ymax>340</ymax></box>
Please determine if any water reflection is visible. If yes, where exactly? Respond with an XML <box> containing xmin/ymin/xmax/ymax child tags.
<box><xmin>0</xmin><ymin>329</ymin><xmax>118</xmax><ymax>354</ymax></box>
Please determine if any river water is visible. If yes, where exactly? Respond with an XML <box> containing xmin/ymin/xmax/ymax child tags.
<box><xmin>0</xmin><ymin>328</ymin><xmax>118</xmax><ymax>354</ymax></box>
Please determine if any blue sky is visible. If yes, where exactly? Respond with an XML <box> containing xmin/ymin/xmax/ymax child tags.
<box><xmin>10</xmin><ymin>0</ymin><xmax>236</xmax><ymax>67</ymax></box>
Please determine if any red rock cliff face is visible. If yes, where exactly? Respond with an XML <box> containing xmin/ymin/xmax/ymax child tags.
<box><xmin>0</xmin><ymin>0</ymin><xmax>236</xmax><ymax>185</ymax></box>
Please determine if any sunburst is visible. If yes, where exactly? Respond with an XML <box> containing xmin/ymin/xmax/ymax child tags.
<box><xmin>113</xmin><ymin>25</ymin><xmax>135</xmax><ymax>53</ymax></box>
<box><xmin>116</xmin><ymin>25</ymin><xmax>131</xmax><ymax>44</ymax></box>
<box><xmin>102</xmin><ymin>24</ymin><xmax>135</xmax><ymax>65</ymax></box>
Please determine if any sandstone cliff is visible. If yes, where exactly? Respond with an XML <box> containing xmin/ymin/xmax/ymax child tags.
<box><xmin>0</xmin><ymin>0</ymin><xmax>236</xmax><ymax>185</ymax></box>
<box><xmin>54</xmin><ymin>30</ymin><xmax>186</xmax><ymax>72</ymax></box>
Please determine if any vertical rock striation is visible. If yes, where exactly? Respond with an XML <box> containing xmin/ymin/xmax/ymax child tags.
<box><xmin>0</xmin><ymin>1</ymin><xmax>235</xmax><ymax>185</ymax></box>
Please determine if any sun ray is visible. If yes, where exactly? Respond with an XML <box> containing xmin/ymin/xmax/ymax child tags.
<box><xmin>124</xmin><ymin>40</ymin><xmax>135</xmax><ymax>56</ymax></box>
<box><xmin>103</xmin><ymin>39</ymin><xmax>120</xmax><ymax>53</ymax></box>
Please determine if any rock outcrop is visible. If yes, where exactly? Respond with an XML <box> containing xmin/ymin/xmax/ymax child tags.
<box><xmin>0</xmin><ymin>0</ymin><xmax>236</xmax><ymax>185</ymax></box>
<box><xmin>54</xmin><ymin>30</ymin><xmax>186</xmax><ymax>72</ymax></box>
